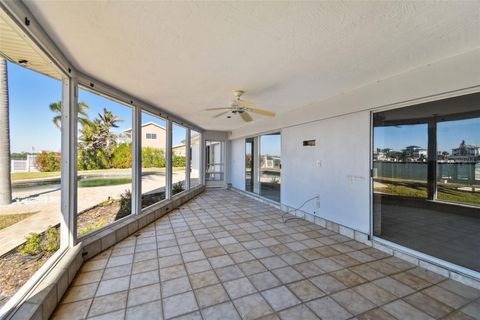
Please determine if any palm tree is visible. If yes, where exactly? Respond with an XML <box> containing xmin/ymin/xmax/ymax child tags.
<box><xmin>0</xmin><ymin>57</ymin><xmax>11</xmax><ymax>205</ymax></box>
<box><xmin>50</xmin><ymin>101</ymin><xmax>90</xmax><ymax>128</ymax></box>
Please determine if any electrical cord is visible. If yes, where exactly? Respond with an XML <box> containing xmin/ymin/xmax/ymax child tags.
<box><xmin>282</xmin><ymin>195</ymin><xmax>318</xmax><ymax>223</ymax></box>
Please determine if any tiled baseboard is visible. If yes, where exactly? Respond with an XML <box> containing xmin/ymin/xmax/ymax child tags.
<box><xmin>8</xmin><ymin>186</ymin><xmax>205</xmax><ymax>320</ymax></box>
<box><xmin>230</xmin><ymin>187</ymin><xmax>480</xmax><ymax>290</ymax></box>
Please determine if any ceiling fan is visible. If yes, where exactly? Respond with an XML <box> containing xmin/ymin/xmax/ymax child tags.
<box><xmin>205</xmin><ymin>90</ymin><xmax>276</xmax><ymax>122</ymax></box>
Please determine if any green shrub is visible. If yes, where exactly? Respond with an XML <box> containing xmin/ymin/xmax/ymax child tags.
<box><xmin>111</xmin><ymin>143</ymin><xmax>132</xmax><ymax>168</ymax></box>
<box><xmin>35</xmin><ymin>151</ymin><xmax>61</xmax><ymax>172</ymax></box>
<box><xmin>18</xmin><ymin>232</ymin><xmax>42</xmax><ymax>256</ymax></box>
<box><xmin>172</xmin><ymin>154</ymin><xmax>186</xmax><ymax>167</ymax></box>
<box><xmin>117</xmin><ymin>189</ymin><xmax>132</xmax><ymax>219</ymax></box>
<box><xmin>44</xmin><ymin>226</ymin><xmax>60</xmax><ymax>252</ymax></box>
<box><xmin>172</xmin><ymin>181</ymin><xmax>184</xmax><ymax>195</ymax></box>
<box><xmin>77</xmin><ymin>148</ymin><xmax>110</xmax><ymax>170</ymax></box>
<box><xmin>79</xmin><ymin>220</ymin><xmax>106</xmax><ymax>236</ymax></box>
<box><xmin>142</xmin><ymin>147</ymin><xmax>165</xmax><ymax>168</ymax></box>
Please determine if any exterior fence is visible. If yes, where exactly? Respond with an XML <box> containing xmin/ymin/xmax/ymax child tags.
<box><xmin>374</xmin><ymin>161</ymin><xmax>480</xmax><ymax>184</ymax></box>
<box><xmin>10</xmin><ymin>155</ymin><xmax>39</xmax><ymax>173</ymax></box>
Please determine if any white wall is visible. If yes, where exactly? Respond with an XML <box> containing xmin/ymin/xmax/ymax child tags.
<box><xmin>281</xmin><ymin>111</ymin><xmax>371</xmax><ymax>233</ymax></box>
<box><xmin>230</xmin><ymin>138</ymin><xmax>246</xmax><ymax>191</ymax></box>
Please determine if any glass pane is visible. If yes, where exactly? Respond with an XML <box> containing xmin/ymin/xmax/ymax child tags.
<box><xmin>373</xmin><ymin>124</ymin><xmax>428</xmax><ymax>199</ymax></box>
<box><xmin>259</xmin><ymin>133</ymin><xmax>281</xmax><ymax>202</ymax></box>
<box><xmin>76</xmin><ymin>88</ymin><xmax>133</xmax><ymax>237</ymax></box>
<box><xmin>172</xmin><ymin>123</ymin><xmax>186</xmax><ymax>195</ymax></box>
<box><xmin>205</xmin><ymin>141</ymin><xmax>224</xmax><ymax>182</ymax></box>
<box><xmin>141</xmin><ymin>111</ymin><xmax>167</xmax><ymax>209</ymax></box>
<box><xmin>245</xmin><ymin>138</ymin><xmax>254</xmax><ymax>192</ymax></box>
<box><xmin>0</xmin><ymin>60</ymin><xmax>62</xmax><ymax>306</ymax></box>
<box><xmin>373</xmin><ymin>94</ymin><xmax>480</xmax><ymax>273</ymax></box>
<box><xmin>190</xmin><ymin>130</ymin><xmax>200</xmax><ymax>188</ymax></box>
<box><xmin>437</xmin><ymin>117</ymin><xmax>480</xmax><ymax>207</ymax></box>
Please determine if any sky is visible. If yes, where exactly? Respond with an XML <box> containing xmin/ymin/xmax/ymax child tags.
<box><xmin>7</xmin><ymin>61</ymin><xmax>185</xmax><ymax>153</ymax></box>
<box><xmin>374</xmin><ymin>119</ymin><xmax>480</xmax><ymax>153</ymax></box>
<box><xmin>260</xmin><ymin>133</ymin><xmax>281</xmax><ymax>156</ymax></box>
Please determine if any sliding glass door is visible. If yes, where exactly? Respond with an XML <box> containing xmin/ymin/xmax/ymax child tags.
<box><xmin>244</xmin><ymin>133</ymin><xmax>281</xmax><ymax>202</ymax></box>
<box><xmin>372</xmin><ymin>92</ymin><xmax>480</xmax><ymax>272</ymax></box>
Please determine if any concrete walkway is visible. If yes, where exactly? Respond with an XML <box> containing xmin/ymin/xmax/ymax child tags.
<box><xmin>0</xmin><ymin>172</ymin><xmax>184</xmax><ymax>256</ymax></box>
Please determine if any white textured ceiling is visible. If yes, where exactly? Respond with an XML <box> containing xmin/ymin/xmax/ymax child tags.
<box><xmin>25</xmin><ymin>1</ymin><xmax>480</xmax><ymax>131</ymax></box>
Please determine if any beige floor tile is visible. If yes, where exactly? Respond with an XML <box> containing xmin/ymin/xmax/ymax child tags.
<box><xmin>357</xmin><ymin>308</ymin><xmax>396</xmax><ymax>320</ymax></box>
<box><xmin>331</xmin><ymin>289</ymin><xmax>376</xmax><ymax>315</ymax></box>
<box><xmin>233</xmin><ymin>293</ymin><xmax>274</xmax><ymax>320</ymax></box>
<box><xmin>189</xmin><ymin>270</ymin><xmax>219</xmax><ymax>289</ymax></box>
<box><xmin>261</xmin><ymin>286</ymin><xmax>300</xmax><ymax>311</ymax></box>
<box><xmin>310</xmin><ymin>274</ymin><xmax>346</xmax><ymax>294</ymax></box>
<box><xmin>89</xmin><ymin>291</ymin><xmax>128</xmax><ymax>318</ymax></box>
<box><xmin>373</xmin><ymin>276</ymin><xmax>416</xmax><ymax>297</ymax></box>
<box><xmin>271</xmin><ymin>266</ymin><xmax>304</xmax><ymax>284</ymax></box>
<box><xmin>185</xmin><ymin>259</ymin><xmax>211</xmax><ymax>274</ymax></box>
<box><xmin>130</xmin><ymin>270</ymin><xmax>159</xmax><ymax>289</ymax></box>
<box><xmin>224</xmin><ymin>277</ymin><xmax>257</xmax><ymax>299</ymax></box>
<box><xmin>62</xmin><ymin>283</ymin><xmax>97</xmax><ymax>304</ymax></box>
<box><xmin>52</xmin><ymin>299</ymin><xmax>92</xmax><ymax>319</ymax></box>
<box><xmin>306</xmin><ymin>296</ymin><xmax>352</xmax><ymax>320</ymax></box>
<box><xmin>238</xmin><ymin>260</ymin><xmax>267</xmax><ymax>276</ymax></box>
<box><xmin>215</xmin><ymin>265</ymin><xmax>244</xmax><ymax>281</ymax></box>
<box><xmin>160</xmin><ymin>264</ymin><xmax>187</xmax><ymax>281</ymax></box>
<box><xmin>404</xmin><ymin>292</ymin><xmax>453</xmax><ymax>318</ymax></box>
<box><xmin>248</xmin><ymin>271</ymin><xmax>282</xmax><ymax>291</ymax></box>
<box><xmin>331</xmin><ymin>269</ymin><xmax>367</xmax><ymax>287</ymax></box>
<box><xmin>161</xmin><ymin>276</ymin><xmax>191</xmax><ymax>297</ymax></box>
<box><xmin>287</xmin><ymin>280</ymin><xmax>325</xmax><ymax>302</ymax></box>
<box><xmin>278</xmin><ymin>304</ymin><xmax>319</xmax><ymax>320</ymax></box>
<box><xmin>96</xmin><ymin>276</ymin><xmax>130</xmax><ymax>297</ymax></box>
<box><xmin>352</xmin><ymin>282</ymin><xmax>396</xmax><ymax>306</ymax></box>
<box><xmin>382</xmin><ymin>300</ymin><xmax>434</xmax><ymax>320</ymax></box>
<box><xmin>126</xmin><ymin>300</ymin><xmax>162</xmax><ymax>320</ymax></box>
<box><xmin>163</xmin><ymin>291</ymin><xmax>198</xmax><ymax>319</ymax></box>
<box><xmin>423</xmin><ymin>285</ymin><xmax>470</xmax><ymax>309</ymax></box>
<box><xmin>194</xmin><ymin>283</ymin><xmax>229</xmax><ymax>308</ymax></box>
<box><xmin>201</xmin><ymin>302</ymin><xmax>241</xmax><ymax>320</ymax></box>
<box><xmin>127</xmin><ymin>283</ymin><xmax>161</xmax><ymax>307</ymax></box>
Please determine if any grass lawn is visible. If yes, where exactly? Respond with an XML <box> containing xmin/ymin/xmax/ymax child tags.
<box><xmin>0</xmin><ymin>213</ymin><xmax>37</xmax><ymax>230</ymax></box>
<box><xmin>374</xmin><ymin>177</ymin><xmax>480</xmax><ymax>207</ymax></box>
<box><xmin>12</xmin><ymin>167</ymin><xmax>186</xmax><ymax>181</ymax></box>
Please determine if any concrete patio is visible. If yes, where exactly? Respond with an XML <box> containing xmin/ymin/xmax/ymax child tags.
<box><xmin>53</xmin><ymin>190</ymin><xmax>480</xmax><ymax>320</ymax></box>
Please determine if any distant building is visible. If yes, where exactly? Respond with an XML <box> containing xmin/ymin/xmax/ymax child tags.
<box><xmin>122</xmin><ymin>122</ymin><xmax>166</xmax><ymax>149</ymax></box>
<box><xmin>403</xmin><ymin>146</ymin><xmax>427</xmax><ymax>160</ymax></box>
<box><xmin>450</xmin><ymin>140</ymin><xmax>480</xmax><ymax>162</ymax></box>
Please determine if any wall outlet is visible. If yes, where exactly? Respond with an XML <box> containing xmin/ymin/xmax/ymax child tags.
<box><xmin>315</xmin><ymin>195</ymin><xmax>320</xmax><ymax>208</ymax></box>
<box><xmin>315</xmin><ymin>160</ymin><xmax>321</xmax><ymax>168</ymax></box>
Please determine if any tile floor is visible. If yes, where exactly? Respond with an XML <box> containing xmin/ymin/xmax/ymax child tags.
<box><xmin>52</xmin><ymin>190</ymin><xmax>480</xmax><ymax>320</ymax></box>
<box><xmin>379</xmin><ymin>203</ymin><xmax>480</xmax><ymax>272</ymax></box>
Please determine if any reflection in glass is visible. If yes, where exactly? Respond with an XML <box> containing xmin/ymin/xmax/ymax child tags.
<box><xmin>141</xmin><ymin>111</ymin><xmax>167</xmax><ymax>209</ymax></box>
<box><xmin>172</xmin><ymin>123</ymin><xmax>186</xmax><ymax>195</ymax></box>
<box><xmin>76</xmin><ymin>88</ymin><xmax>133</xmax><ymax>236</ymax></box>
<box><xmin>373</xmin><ymin>124</ymin><xmax>428</xmax><ymax>199</ymax></box>
<box><xmin>437</xmin><ymin>118</ymin><xmax>480</xmax><ymax>207</ymax></box>
<box><xmin>373</xmin><ymin>96</ymin><xmax>480</xmax><ymax>273</ymax></box>
<box><xmin>259</xmin><ymin>133</ymin><xmax>281</xmax><ymax>202</ymax></box>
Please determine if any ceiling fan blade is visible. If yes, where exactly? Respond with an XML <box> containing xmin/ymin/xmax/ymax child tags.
<box><xmin>205</xmin><ymin>107</ymin><xmax>231</xmax><ymax>111</ymax></box>
<box><xmin>248</xmin><ymin>108</ymin><xmax>276</xmax><ymax>117</ymax></box>
<box><xmin>237</xmin><ymin>100</ymin><xmax>253</xmax><ymax>107</ymax></box>
<box><xmin>240</xmin><ymin>112</ymin><xmax>253</xmax><ymax>122</ymax></box>
<box><xmin>213</xmin><ymin>110</ymin><xmax>230</xmax><ymax>118</ymax></box>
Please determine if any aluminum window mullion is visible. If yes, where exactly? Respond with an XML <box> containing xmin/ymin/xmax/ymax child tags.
<box><xmin>61</xmin><ymin>76</ymin><xmax>78</xmax><ymax>246</ymax></box>
<box><xmin>166</xmin><ymin>120</ymin><xmax>172</xmax><ymax>199</ymax></box>
<box><xmin>185</xmin><ymin>128</ymin><xmax>191</xmax><ymax>190</ymax></box>
<box><xmin>132</xmin><ymin>105</ymin><xmax>141</xmax><ymax>214</ymax></box>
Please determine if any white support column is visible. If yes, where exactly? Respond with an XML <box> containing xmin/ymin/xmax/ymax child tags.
<box><xmin>185</xmin><ymin>128</ymin><xmax>191</xmax><ymax>190</ymax></box>
<box><xmin>61</xmin><ymin>75</ymin><xmax>78</xmax><ymax>246</ymax></box>
<box><xmin>200</xmin><ymin>133</ymin><xmax>206</xmax><ymax>185</ymax></box>
<box><xmin>166</xmin><ymin>120</ymin><xmax>172</xmax><ymax>199</ymax></box>
<box><xmin>132</xmin><ymin>105</ymin><xmax>141</xmax><ymax>214</ymax></box>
